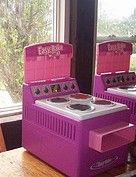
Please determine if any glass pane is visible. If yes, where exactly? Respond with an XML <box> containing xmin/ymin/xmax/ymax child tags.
<box><xmin>0</xmin><ymin>0</ymin><xmax>54</xmax><ymax>108</ymax></box>
<box><xmin>97</xmin><ymin>0</ymin><xmax>136</xmax><ymax>71</ymax></box>
<box><xmin>97</xmin><ymin>0</ymin><xmax>136</xmax><ymax>37</ymax></box>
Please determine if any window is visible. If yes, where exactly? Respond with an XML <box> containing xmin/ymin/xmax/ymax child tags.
<box><xmin>97</xmin><ymin>0</ymin><xmax>136</xmax><ymax>71</ymax></box>
<box><xmin>0</xmin><ymin>0</ymin><xmax>69</xmax><ymax>116</ymax></box>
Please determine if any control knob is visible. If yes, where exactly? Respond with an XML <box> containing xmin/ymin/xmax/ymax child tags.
<box><xmin>106</xmin><ymin>79</ymin><xmax>110</xmax><ymax>84</ymax></box>
<box><xmin>132</xmin><ymin>76</ymin><xmax>135</xmax><ymax>81</ymax></box>
<box><xmin>112</xmin><ymin>79</ymin><xmax>116</xmax><ymax>83</ymax></box>
<box><xmin>44</xmin><ymin>87</ymin><xmax>49</xmax><ymax>93</ymax></box>
<box><xmin>121</xmin><ymin>76</ymin><xmax>125</xmax><ymax>82</ymax></box>
<box><xmin>117</xmin><ymin>76</ymin><xmax>121</xmax><ymax>82</ymax></box>
<box><xmin>126</xmin><ymin>77</ymin><xmax>130</xmax><ymax>81</ymax></box>
<box><xmin>71</xmin><ymin>84</ymin><xmax>75</xmax><ymax>89</ymax></box>
<box><xmin>35</xmin><ymin>88</ymin><xmax>40</xmax><ymax>95</ymax></box>
<box><xmin>63</xmin><ymin>84</ymin><xmax>68</xmax><ymax>90</ymax></box>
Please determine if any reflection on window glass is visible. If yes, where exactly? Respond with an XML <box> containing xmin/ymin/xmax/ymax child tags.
<box><xmin>0</xmin><ymin>0</ymin><xmax>54</xmax><ymax>108</ymax></box>
<box><xmin>97</xmin><ymin>0</ymin><xmax>136</xmax><ymax>71</ymax></box>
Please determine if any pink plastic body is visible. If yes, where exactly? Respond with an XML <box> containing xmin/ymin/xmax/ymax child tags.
<box><xmin>22</xmin><ymin>78</ymin><xmax>134</xmax><ymax>177</ymax></box>
<box><xmin>22</xmin><ymin>42</ymin><xmax>135</xmax><ymax>177</ymax></box>
<box><xmin>24</xmin><ymin>42</ymin><xmax>73</xmax><ymax>83</ymax></box>
<box><xmin>96</xmin><ymin>41</ymin><xmax>132</xmax><ymax>74</ymax></box>
<box><xmin>93</xmin><ymin>41</ymin><xmax>136</xmax><ymax>124</ymax></box>
<box><xmin>93</xmin><ymin>73</ymin><xmax>136</xmax><ymax>124</ymax></box>
<box><xmin>89</xmin><ymin>122</ymin><xmax>135</xmax><ymax>152</ymax></box>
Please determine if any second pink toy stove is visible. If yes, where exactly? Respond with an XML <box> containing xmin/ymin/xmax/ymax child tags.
<box><xmin>93</xmin><ymin>41</ymin><xmax>136</xmax><ymax>124</ymax></box>
<box><xmin>22</xmin><ymin>42</ymin><xmax>135</xmax><ymax>177</ymax></box>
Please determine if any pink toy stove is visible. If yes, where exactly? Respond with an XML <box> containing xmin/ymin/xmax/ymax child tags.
<box><xmin>93</xmin><ymin>41</ymin><xmax>136</xmax><ymax>124</ymax></box>
<box><xmin>22</xmin><ymin>42</ymin><xmax>135</xmax><ymax>177</ymax></box>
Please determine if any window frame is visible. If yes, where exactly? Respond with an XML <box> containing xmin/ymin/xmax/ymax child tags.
<box><xmin>0</xmin><ymin>0</ymin><xmax>70</xmax><ymax>117</ymax></box>
<box><xmin>97</xmin><ymin>36</ymin><xmax>136</xmax><ymax>43</ymax></box>
<box><xmin>54</xmin><ymin>0</ymin><xmax>70</xmax><ymax>42</ymax></box>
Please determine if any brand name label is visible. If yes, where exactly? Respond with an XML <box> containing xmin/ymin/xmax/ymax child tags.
<box><xmin>38</xmin><ymin>44</ymin><xmax>63</xmax><ymax>57</ymax></box>
<box><xmin>90</xmin><ymin>156</ymin><xmax>118</xmax><ymax>170</ymax></box>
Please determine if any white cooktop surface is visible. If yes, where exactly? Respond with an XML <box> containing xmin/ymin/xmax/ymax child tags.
<box><xmin>35</xmin><ymin>95</ymin><xmax>127</xmax><ymax>121</ymax></box>
<box><xmin>107</xmin><ymin>86</ymin><xmax>136</xmax><ymax>98</ymax></box>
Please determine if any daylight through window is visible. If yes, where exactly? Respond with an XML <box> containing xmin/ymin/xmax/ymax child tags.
<box><xmin>97</xmin><ymin>0</ymin><xmax>136</xmax><ymax>71</ymax></box>
<box><xmin>0</xmin><ymin>0</ymin><xmax>66</xmax><ymax>112</ymax></box>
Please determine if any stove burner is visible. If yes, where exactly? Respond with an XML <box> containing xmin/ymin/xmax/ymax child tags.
<box><xmin>91</xmin><ymin>98</ymin><xmax>114</xmax><ymax>105</ymax></box>
<box><xmin>70</xmin><ymin>93</ymin><xmax>92</xmax><ymax>100</ymax></box>
<box><xmin>67</xmin><ymin>104</ymin><xmax>92</xmax><ymax>111</ymax></box>
<box><xmin>47</xmin><ymin>97</ymin><xmax>69</xmax><ymax>103</ymax></box>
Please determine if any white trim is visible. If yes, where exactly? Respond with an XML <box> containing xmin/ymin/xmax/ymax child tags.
<box><xmin>0</xmin><ymin>104</ymin><xmax>22</xmax><ymax>118</ymax></box>
<box><xmin>97</xmin><ymin>36</ymin><xmax>136</xmax><ymax>43</ymax></box>
<box><xmin>52</xmin><ymin>0</ymin><xmax>56</xmax><ymax>41</ymax></box>
<box><xmin>64</xmin><ymin>0</ymin><xmax>70</xmax><ymax>42</ymax></box>
<box><xmin>54</xmin><ymin>0</ymin><xmax>70</xmax><ymax>42</ymax></box>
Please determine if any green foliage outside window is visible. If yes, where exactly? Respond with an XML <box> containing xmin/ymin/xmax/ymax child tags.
<box><xmin>0</xmin><ymin>0</ymin><xmax>53</xmax><ymax>102</ymax></box>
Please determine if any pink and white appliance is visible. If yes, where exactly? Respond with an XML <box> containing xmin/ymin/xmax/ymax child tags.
<box><xmin>22</xmin><ymin>42</ymin><xmax>135</xmax><ymax>177</ymax></box>
<box><xmin>93</xmin><ymin>41</ymin><xmax>136</xmax><ymax>124</ymax></box>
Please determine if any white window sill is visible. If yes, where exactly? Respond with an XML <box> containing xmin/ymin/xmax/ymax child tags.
<box><xmin>0</xmin><ymin>104</ymin><xmax>22</xmax><ymax>118</ymax></box>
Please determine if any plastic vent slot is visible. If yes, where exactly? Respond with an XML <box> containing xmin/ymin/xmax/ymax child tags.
<box><xmin>32</xmin><ymin>110</ymin><xmax>76</xmax><ymax>141</ymax></box>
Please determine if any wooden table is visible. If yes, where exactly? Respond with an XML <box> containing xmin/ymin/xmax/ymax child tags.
<box><xmin>0</xmin><ymin>147</ymin><xmax>136</xmax><ymax>177</ymax></box>
<box><xmin>0</xmin><ymin>148</ymin><xmax>65</xmax><ymax>177</ymax></box>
